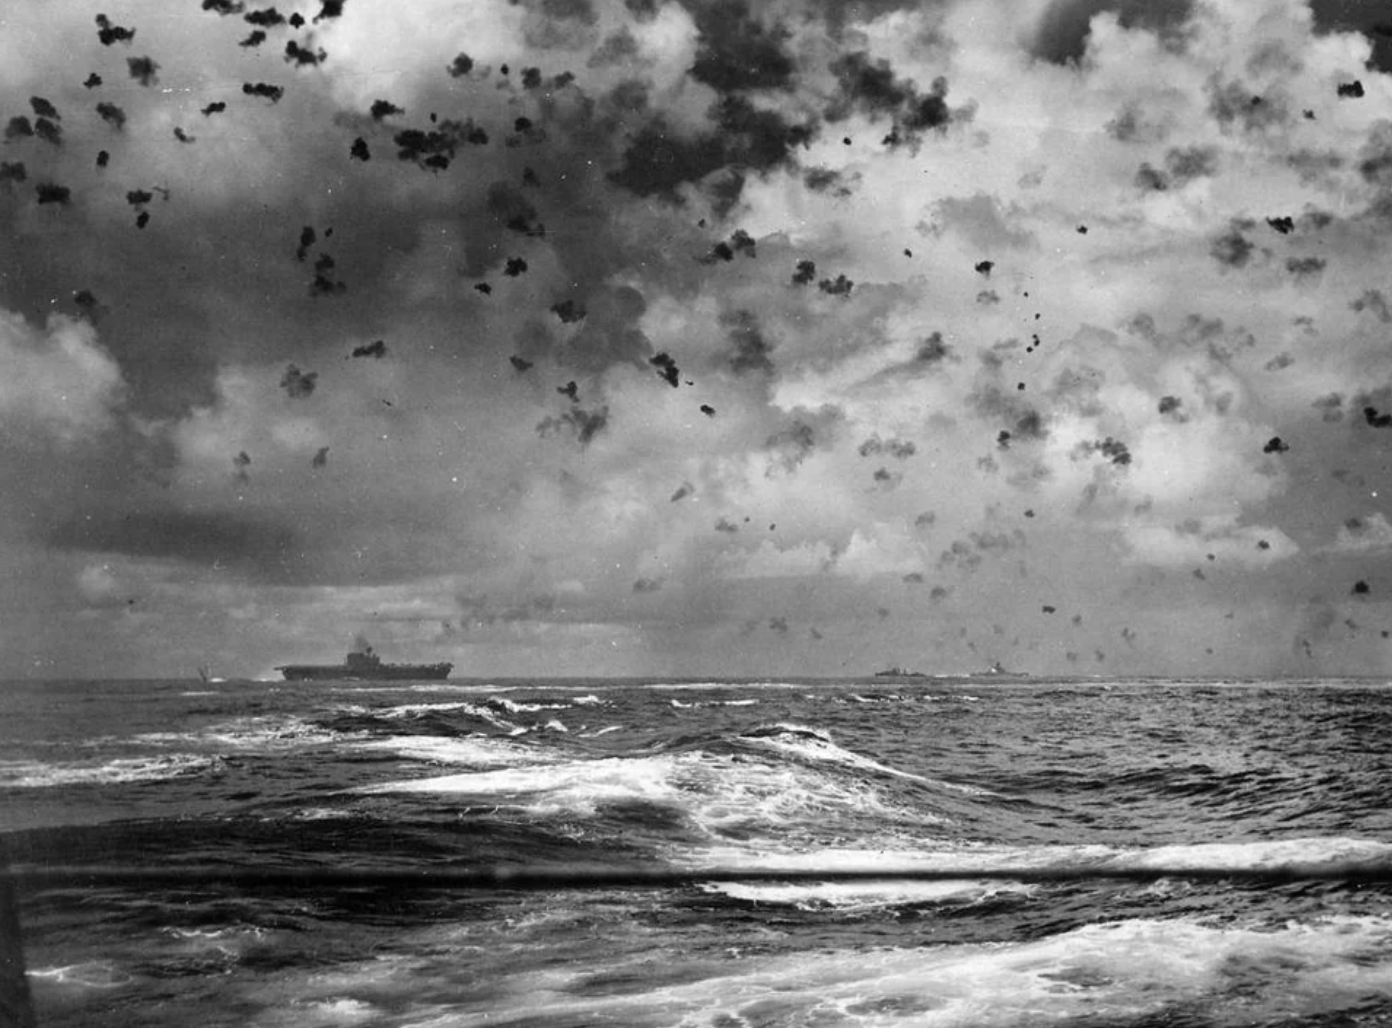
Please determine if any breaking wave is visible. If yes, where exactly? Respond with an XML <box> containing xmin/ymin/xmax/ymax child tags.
<box><xmin>0</xmin><ymin>753</ymin><xmax>221</xmax><ymax>788</ymax></box>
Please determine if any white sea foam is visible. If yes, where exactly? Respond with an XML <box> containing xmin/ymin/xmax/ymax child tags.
<box><xmin>741</xmin><ymin>722</ymin><xmax>999</xmax><ymax>797</ymax></box>
<box><xmin>27</xmin><ymin>962</ymin><xmax>133</xmax><ymax>988</ymax></box>
<box><xmin>1107</xmin><ymin>836</ymin><xmax>1392</xmax><ymax>872</ymax></box>
<box><xmin>739</xmin><ymin>723</ymin><xmax>933</xmax><ymax>782</ymax></box>
<box><xmin>647</xmin><ymin>681</ymin><xmax>802</xmax><ymax>690</ymax></box>
<box><xmin>164</xmin><ymin>925</ymin><xmax>263</xmax><ymax>942</ymax></box>
<box><xmin>579</xmin><ymin>725</ymin><xmax>623</xmax><ymax>738</ymax></box>
<box><xmin>682</xmin><ymin>757</ymin><xmax>931</xmax><ymax>838</ymax></box>
<box><xmin>0</xmin><ymin>753</ymin><xmax>219</xmax><ymax>788</ymax></box>
<box><xmin>243</xmin><ymin>993</ymin><xmax>385</xmax><ymax>1028</ymax></box>
<box><xmin>134</xmin><ymin>715</ymin><xmax>353</xmax><ymax>752</ymax></box>
<box><xmin>351</xmin><ymin>735</ymin><xmax>546</xmax><ymax>768</ymax></box>
<box><xmin>680</xmin><ymin>836</ymin><xmax>1392</xmax><ymax>886</ymax></box>
<box><xmin>292</xmin><ymin>807</ymin><xmax>354</xmax><ymax>821</ymax></box>
<box><xmin>343</xmin><ymin>701</ymin><xmax>473</xmax><ymax>717</ymax></box>
<box><xmin>298</xmin><ymin>998</ymin><xmax>380</xmax><ymax>1024</ymax></box>
<box><xmin>358</xmin><ymin>755</ymin><xmax>690</xmax><ymax>814</ymax></box>
<box><xmin>236</xmin><ymin>954</ymin><xmax>424</xmax><ymax>1028</ymax></box>
<box><xmin>345</xmin><ymin>701</ymin><xmax>523</xmax><ymax>734</ymax></box>
<box><xmin>458</xmin><ymin>914</ymin><xmax>1392</xmax><ymax>1028</ymax></box>
<box><xmin>670</xmin><ymin>698</ymin><xmax>759</xmax><ymax>708</ymax></box>
<box><xmin>702</xmin><ymin>879</ymin><xmax>1034</xmax><ymax>911</ymax></box>
<box><xmin>490</xmin><ymin>697</ymin><xmax>570</xmax><ymax>713</ymax></box>
<box><xmin>359</xmin><ymin>749</ymin><xmax>922</xmax><ymax>829</ymax></box>
<box><xmin>161</xmin><ymin>924</ymin><xmax>268</xmax><ymax>960</ymax></box>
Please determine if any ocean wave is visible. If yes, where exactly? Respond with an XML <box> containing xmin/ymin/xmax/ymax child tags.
<box><xmin>669</xmin><ymin>698</ymin><xmax>760</xmax><ymax>709</ymax></box>
<box><xmin>701</xmin><ymin>878</ymin><xmax>1035</xmax><ymax>912</ymax></box>
<box><xmin>647</xmin><ymin>681</ymin><xmax>803</xmax><ymax>690</ymax></box>
<box><xmin>349</xmin><ymin>734</ymin><xmax>550</xmax><ymax>768</ymax></box>
<box><xmin>161</xmin><ymin>923</ymin><xmax>269</xmax><ymax>962</ymax></box>
<box><xmin>489</xmin><ymin>697</ymin><xmax>572</xmax><ymax>713</ymax></box>
<box><xmin>27</xmin><ymin>962</ymin><xmax>133</xmax><ymax>989</ymax></box>
<box><xmin>290</xmin><ymin>807</ymin><xmax>355</xmax><ymax>821</ymax></box>
<box><xmin>679</xmin><ymin>835</ymin><xmax>1392</xmax><ymax>883</ymax></box>
<box><xmin>740</xmin><ymin>723</ymin><xmax>935</xmax><ymax>790</ymax></box>
<box><xmin>1105</xmin><ymin>836</ymin><xmax>1392</xmax><ymax>873</ymax></box>
<box><xmin>335</xmin><ymin>701</ymin><xmax>524</xmax><ymax>735</ymax></box>
<box><xmin>836</xmin><ymin>691</ymin><xmax>984</xmax><ymax>706</ymax></box>
<box><xmin>489</xmin><ymin>914</ymin><xmax>1392</xmax><ymax>1028</ymax></box>
<box><xmin>338</xmin><ymin>701</ymin><xmax>477</xmax><ymax>718</ymax></box>
<box><xmin>133</xmin><ymin>715</ymin><xmax>355</xmax><ymax>752</ymax></box>
<box><xmin>579</xmin><ymin>725</ymin><xmax>624</xmax><ymax>738</ymax></box>
<box><xmin>0</xmin><ymin>753</ymin><xmax>220</xmax><ymax>788</ymax></box>
<box><xmin>736</xmin><ymin>722</ymin><xmax>981</xmax><ymax>790</ymax></box>
<box><xmin>357</xmin><ymin>754</ymin><xmax>689</xmax><ymax>815</ymax></box>
<box><xmin>357</xmin><ymin>749</ymin><xmax>934</xmax><ymax>832</ymax></box>
<box><xmin>299</xmin><ymin>998</ymin><xmax>381</xmax><ymax>1024</ymax></box>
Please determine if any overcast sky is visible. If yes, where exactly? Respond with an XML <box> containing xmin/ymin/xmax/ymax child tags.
<box><xmin>3</xmin><ymin>0</ymin><xmax>1392</xmax><ymax>680</ymax></box>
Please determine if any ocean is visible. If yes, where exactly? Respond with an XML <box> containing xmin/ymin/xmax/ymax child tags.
<box><xmin>2</xmin><ymin>676</ymin><xmax>1391</xmax><ymax>1027</ymax></box>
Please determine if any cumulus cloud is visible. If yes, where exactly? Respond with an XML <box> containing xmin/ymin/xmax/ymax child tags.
<box><xmin>1125</xmin><ymin>517</ymin><xmax>1298</xmax><ymax>567</ymax></box>
<box><xmin>7</xmin><ymin>0</ymin><xmax>1392</xmax><ymax>677</ymax></box>
<box><xmin>0</xmin><ymin>310</ymin><xmax>124</xmax><ymax>444</ymax></box>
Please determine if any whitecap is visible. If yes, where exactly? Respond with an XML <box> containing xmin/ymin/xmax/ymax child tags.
<box><xmin>134</xmin><ymin>715</ymin><xmax>353</xmax><ymax>752</ymax></box>
<box><xmin>679</xmin><ymin>836</ymin><xmax>1392</xmax><ymax>884</ymax></box>
<box><xmin>0</xmin><ymin>753</ymin><xmax>219</xmax><ymax>788</ymax></box>
<box><xmin>489</xmin><ymin>697</ymin><xmax>570</xmax><ymax>713</ymax></box>
<box><xmin>342</xmin><ymin>701</ymin><xmax>522</xmax><ymax>733</ymax></box>
<box><xmin>357</xmin><ymin>749</ymin><xmax>925</xmax><ymax>830</ymax></box>
<box><xmin>475</xmin><ymin>914</ymin><xmax>1392</xmax><ymax>1027</ymax></box>
<box><xmin>1108</xmin><ymin>836</ymin><xmax>1392</xmax><ymax>874</ymax></box>
<box><xmin>291</xmin><ymin>807</ymin><xmax>353</xmax><ymax>821</ymax></box>
<box><xmin>28</xmin><ymin>962</ymin><xmax>133</xmax><ymax>988</ymax></box>
<box><xmin>358</xmin><ymin>754</ymin><xmax>687</xmax><ymax>815</ymax></box>
<box><xmin>579</xmin><ymin>725</ymin><xmax>623</xmax><ymax>738</ymax></box>
<box><xmin>702</xmin><ymin>878</ymin><xmax>1034</xmax><ymax>911</ymax></box>
<box><xmin>351</xmin><ymin>735</ymin><xmax>546</xmax><ymax>768</ymax></box>
<box><xmin>671</xmin><ymin>698</ymin><xmax>759</xmax><ymax>709</ymax></box>
<box><xmin>352</xmin><ymin>701</ymin><xmax>475</xmax><ymax>717</ymax></box>
<box><xmin>742</xmin><ymin>722</ymin><xmax>1000</xmax><ymax>796</ymax></box>
<box><xmin>647</xmin><ymin>681</ymin><xmax>800</xmax><ymax>690</ymax></box>
<box><xmin>301</xmin><ymin>997</ymin><xmax>379</xmax><ymax>1024</ymax></box>
<box><xmin>739</xmin><ymin>723</ymin><xmax>929</xmax><ymax>782</ymax></box>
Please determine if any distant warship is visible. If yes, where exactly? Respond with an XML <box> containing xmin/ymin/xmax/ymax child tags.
<box><xmin>971</xmin><ymin>661</ymin><xmax>1024</xmax><ymax>678</ymax></box>
<box><xmin>872</xmin><ymin>666</ymin><xmax>927</xmax><ymax>678</ymax></box>
<box><xmin>276</xmin><ymin>646</ymin><xmax>452</xmax><ymax>681</ymax></box>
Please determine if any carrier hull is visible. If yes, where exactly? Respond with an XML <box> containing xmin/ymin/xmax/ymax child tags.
<box><xmin>277</xmin><ymin>663</ymin><xmax>452</xmax><ymax>681</ymax></box>
<box><xmin>276</xmin><ymin>647</ymin><xmax>452</xmax><ymax>681</ymax></box>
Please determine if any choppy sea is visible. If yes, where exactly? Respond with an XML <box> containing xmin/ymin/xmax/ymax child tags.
<box><xmin>2</xmin><ymin>676</ymin><xmax>1391</xmax><ymax>1027</ymax></box>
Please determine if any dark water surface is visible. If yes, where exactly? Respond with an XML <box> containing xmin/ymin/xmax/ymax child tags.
<box><xmin>3</xmin><ymin>676</ymin><xmax>1391</xmax><ymax>1026</ymax></box>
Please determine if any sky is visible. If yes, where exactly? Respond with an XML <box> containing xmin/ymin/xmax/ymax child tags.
<box><xmin>3</xmin><ymin>0</ymin><xmax>1392</xmax><ymax>680</ymax></box>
